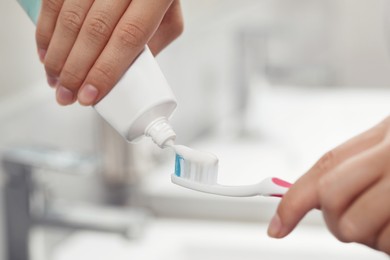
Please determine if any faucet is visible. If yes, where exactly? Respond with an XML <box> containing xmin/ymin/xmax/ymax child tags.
<box><xmin>1</xmin><ymin>146</ymin><xmax>149</xmax><ymax>260</ymax></box>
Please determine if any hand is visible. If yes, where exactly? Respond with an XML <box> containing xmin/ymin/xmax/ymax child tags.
<box><xmin>268</xmin><ymin>116</ymin><xmax>390</xmax><ymax>254</ymax></box>
<box><xmin>36</xmin><ymin>0</ymin><xmax>183</xmax><ymax>106</ymax></box>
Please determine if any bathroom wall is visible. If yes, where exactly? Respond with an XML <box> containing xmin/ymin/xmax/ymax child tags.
<box><xmin>158</xmin><ymin>0</ymin><xmax>390</xmax><ymax>138</ymax></box>
<box><xmin>0</xmin><ymin>0</ymin><xmax>43</xmax><ymax>97</ymax></box>
<box><xmin>328</xmin><ymin>0</ymin><xmax>390</xmax><ymax>86</ymax></box>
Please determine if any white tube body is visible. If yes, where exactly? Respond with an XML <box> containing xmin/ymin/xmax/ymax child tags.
<box><xmin>93</xmin><ymin>47</ymin><xmax>177</xmax><ymax>143</ymax></box>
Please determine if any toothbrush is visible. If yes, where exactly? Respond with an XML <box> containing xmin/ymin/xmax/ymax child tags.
<box><xmin>171</xmin><ymin>145</ymin><xmax>292</xmax><ymax>197</ymax></box>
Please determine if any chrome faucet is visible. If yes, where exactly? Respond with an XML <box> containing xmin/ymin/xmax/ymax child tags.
<box><xmin>2</xmin><ymin>146</ymin><xmax>148</xmax><ymax>260</ymax></box>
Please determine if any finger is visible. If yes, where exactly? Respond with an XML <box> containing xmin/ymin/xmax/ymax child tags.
<box><xmin>267</xmin><ymin>169</ymin><xmax>322</xmax><ymax>239</ymax></box>
<box><xmin>36</xmin><ymin>0</ymin><xmax>64</xmax><ymax>61</ymax></box>
<box><xmin>44</xmin><ymin>0</ymin><xmax>93</xmax><ymax>91</ymax></box>
<box><xmin>320</xmin><ymin>120</ymin><xmax>387</xmax><ymax>173</ymax></box>
<box><xmin>77</xmin><ymin>0</ymin><xmax>174</xmax><ymax>106</ymax></box>
<box><xmin>376</xmin><ymin>220</ymin><xmax>390</xmax><ymax>254</ymax></box>
<box><xmin>319</xmin><ymin>143</ymin><xmax>388</xmax><ymax>240</ymax></box>
<box><xmin>268</xmin><ymin>122</ymin><xmax>387</xmax><ymax>238</ymax></box>
<box><xmin>148</xmin><ymin>0</ymin><xmax>184</xmax><ymax>55</ymax></box>
<box><xmin>57</xmin><ymin>0</ymin><xmax>132</xmax><ymax>105</ymax></box>
<box><xmin>334</xmin><ymin>176</ymin><xmax>390</xmax><ymax>247</ymax></box>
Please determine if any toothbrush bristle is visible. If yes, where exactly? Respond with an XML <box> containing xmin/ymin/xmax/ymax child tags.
<box><xmin>174</xmin><ymin>153</ymin><xmax>218</xmax><ymax>185</ymax></box>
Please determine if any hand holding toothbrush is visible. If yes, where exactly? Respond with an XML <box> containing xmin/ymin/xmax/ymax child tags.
<box><xmin>268</xmin><ymin>116</ymin><xmax>390</xmax><ymax>255</ymax></box>
<box><xmin>35</xmin><ymin>0</ymin><xmax>183</xmax><ymax>106</ymax></box>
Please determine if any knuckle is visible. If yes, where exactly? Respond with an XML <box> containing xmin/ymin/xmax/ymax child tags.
<box><xmin>337</xmin><ymin>216</ymin><xmax>363</xmax><ymax>243</ymax></box>
<box><xmin>44</xmin><ymin>60</ymin><xmax>62</xmax><ymax>77</ymax></box>
<box><xmin>160</xmin><ymin>13</ymin><xmax>184</xmax><ymax>43</ymax></box>
<box><xmin>92</xmin><ymin>63</ymin><xmax>115</xmax><ymax>87</ymax></box>
<box><xmin>85</xmin><ymin>12</ymin><xmax>113</xmax><ymax>43</ymax></box>
<box><xmin>35</xmin><ymin>29</ymin><xmax>51</xmax><ymax>48</ymax></box>
<box><xmin>60</xmin><ymin>9</ymin><xmax>83</xmax><ymax>34</ymax></box>
<box><xmin>317</xmin><ymin>176</ymin><xmax>329</xmax><ymax>197</ymax></box>
<box><xmin>117</xmin><ymin>20</ymin><xmax>147</xmax><ymax>49</ymax></box>
<box><xmin>318</xmin><ymin>176</ymin><xmax>346</xmax><ymax>224</ymax></box>
<box><xmin>60</xmin><ymin>68</ymin><xmax>84</xmax><ymax>87</ymax></box>
<box><xmin>172</xmin><ymin>22</ymin><xmax>184</xmax><ymax>40</ymax></box>
<box><xmin>314</xmin><ymin>150</ymin><xmax>337</xmax><ymax>174</ymax></box>
<box><xmin>319</xmin><ymin>189</ymin><xmax>341</xmax><ymax>214</ymax></box>
<box><xmin>43</xmin><ymin>0</ymin><xmax>62</xmax><ymax>13</ymax></box>
<box><xmin>281</xmin><ymin>198</ymin><xmax>302</xmax><ymax>221</ymax></box>
<box><xmin>170</xmin><ymin>17</ymin><xmax>184</xmax><ymax>39</ymax></box>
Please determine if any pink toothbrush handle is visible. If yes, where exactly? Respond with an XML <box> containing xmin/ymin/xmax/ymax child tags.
<box><xmin>269</xmin><ymin>177</ymin><xmax>292</xmax><ymax>198</ymax></box>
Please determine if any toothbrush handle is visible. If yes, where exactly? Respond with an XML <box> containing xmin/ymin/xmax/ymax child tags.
<box><xmin>171</xmin><ymin>174</ymin><xmax>292</xmax><ymax>198</ymax></box>
<box><xmin>258</xmin><ymin>177</ymin><xmax>292</xmax><ymax>197</ymax></box>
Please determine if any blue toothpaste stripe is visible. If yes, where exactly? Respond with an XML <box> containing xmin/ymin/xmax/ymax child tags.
<box><xmin>175</xmin><ymin>154</ymin><xmax>183</xmax><ymax>177</ymax></box>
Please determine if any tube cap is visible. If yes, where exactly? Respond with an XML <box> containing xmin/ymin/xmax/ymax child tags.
<box><xmin>145</xmin><ymin>117</ymin><xmax>176</xmax><ymax>148</ymax></box>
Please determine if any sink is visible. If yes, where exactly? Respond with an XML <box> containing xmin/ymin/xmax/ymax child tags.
<box><xmin>51</xmin><ymin>219</ymin><xmax>388</xmax><ymax>260</ymax></box>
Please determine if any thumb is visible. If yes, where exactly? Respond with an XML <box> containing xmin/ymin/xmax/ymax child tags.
<box><xmin>268</xmin><ymin>173</ymin><xmax>320</xmax><ymax>238</ymax></box>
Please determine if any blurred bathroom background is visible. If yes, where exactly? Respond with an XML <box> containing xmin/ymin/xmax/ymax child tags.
<box><xmin>1</xmin><ymin>0</ymin><xmax>390</xmax><ymax>259</ymax></box>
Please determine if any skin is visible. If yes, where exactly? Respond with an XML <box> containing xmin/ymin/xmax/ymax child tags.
<box><xmin>268</xmin><ymin>116</ymin><xmax>390</xmax><ymax>255</ymax></box>
<box><xmin>35</xmin><ymin>0</ymin><xmax>183</xmax><ymax>106</ymax></box>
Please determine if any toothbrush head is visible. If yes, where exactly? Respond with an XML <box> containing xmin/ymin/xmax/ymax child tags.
<box><xmin>173</xmin><ymin>145</ymin><xmax>218</xmax><ymax>185</ymax></box>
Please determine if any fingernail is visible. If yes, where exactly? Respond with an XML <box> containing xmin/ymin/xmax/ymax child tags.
<box><xmin>268</xmin><ymin>214</ymin><xmax>282</xmax><ymax>238</ymax></box>
<box><xmin>78</xmin><ymin>84</ymin><xmax>99</xmax><ymax>106</ymax></box>
<box><xmin>38</xmin><ymin>48</ymin><xmax>46</xmax><ymax>63</ymax></box>
<box><xmin>46</xmin><ymin>74</ymin><xmax>58</xmax><ymax>88</ymax></box>
<box><xmin>56</xmin><ymin>86</ymin><xmax>74</xmax><ymax>105</ymax></box>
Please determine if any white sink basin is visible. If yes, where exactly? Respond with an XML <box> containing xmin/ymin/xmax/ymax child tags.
<box><xmin>52</xmin><ymin>219</ymin><xmax>388</xmax><ymax>260</ymax></box>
